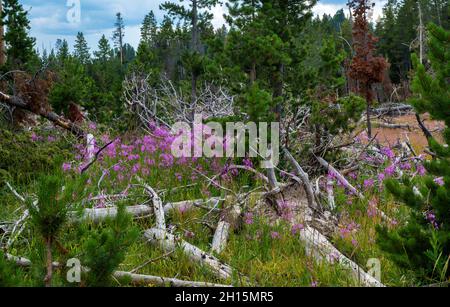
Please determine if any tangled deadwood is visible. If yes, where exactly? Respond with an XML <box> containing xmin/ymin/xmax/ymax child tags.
<box><xmin>123</xmin><ymin>73</ymin><xmax>235</xmax><ymax>128</ymax></box>
<box><xmin>0</xmin><ymin>71</ymin><xmax>85</xmax><ymax>138</ymax></box>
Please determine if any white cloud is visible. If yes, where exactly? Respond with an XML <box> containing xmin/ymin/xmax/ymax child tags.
<box><xmin>313</xmin><ymin>0</ymin><xmax>387</xmax><ymax>22</ymax></box>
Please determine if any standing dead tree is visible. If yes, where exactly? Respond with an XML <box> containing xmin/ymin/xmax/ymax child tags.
<box><xmin>123</xmin><ymin>73</ymin><xmax>235</xmax><ymax>128</ymax></box>
<box><xmin>348</xmin><ymin>0</ymin><xmax>388</xmax><ymax>138</ymax></box>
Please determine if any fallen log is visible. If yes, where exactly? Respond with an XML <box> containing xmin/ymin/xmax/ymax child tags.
<box><xmin>144</xmin><ymin>228</ymin><xmax>236</xmax><ymax>281</ymax></box>
<box><xmin>137</xmin><ymin>177</ymin><xmax>165</xmax><ymax>230</ymax></box>
<box><xmin>370</xmin><ymin>104</ymin><xmax>413</xmax><ymax>116</ymax></box>
<box><xmin>5</xmin><ymin>253</ymin><xmax>230</xmax><ymax>287</ymax></box>
<box><xmin>164</xmin><ymin>198</ymin><xmax>222</xmax><ymax>215</ymax></box>
<box><xmin>211</xmin><ymin>221</ymin><xmax>231</xmax><ymax>254</ymax></box>
<box><xmin>0</xmin><ymin>91</ymin><xmax>86</xmax><ymax>139</ymax></box>
<box><xmin>68</xmin><ymin>205</ymin><xmax>152</xmax><ymax>224</ymax></box>
<box><xmin>315</xmin><ymin>156</ymin><xmax>392</xmax><ymax>223</ymax></box>
<box><xmin>113</xmin><ymin>271</ymin><xmax>232</xmax><ymax>287</ymax></box>
<box><xmin>68</xmin><ymin>197</ymin><xmax>224</xmax><ymax>224</ymax></box>
<box><xmin>211</xmin><ymin>196</ymin><xmax>242</xmax><ymax>254</ymax></box>
<box><xmin>299</xmin><ymin>226</ymin><xmax>384</xmax><ymax>287</ymax></box>
<box><xmin>374</xmin><ymin>122</ymin><xmax>411</xmax><ymax>130</ymax></box>
<box><xmin>5</xmin><ymin>253</ymin><xmax>60</xmax><ymax>268</ymax></box>
<box><xmin>284</xmin><ymin>149</ymin><xmax>318</xmax><ymax>211</ymax></box>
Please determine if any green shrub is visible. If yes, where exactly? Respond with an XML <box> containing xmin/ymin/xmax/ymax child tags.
<box><xmin>0</xmin><ymin>128</ymin><xmax>72</xmax><ymax>185</ymax></box>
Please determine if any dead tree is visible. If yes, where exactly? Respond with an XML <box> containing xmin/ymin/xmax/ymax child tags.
<box><xmin>348</xmin><ymin>0</ymin><xmax>388</xmax><ymax>138</ymax></box>
<box><xmin>0</xmin><ymin>72</ymin><xmax>86</xmax><ymax>138</ymax></box>
<box><xmin>123</xmin><ymin>73</ymin><xmax>234</xmax><ymax>128</ymax></box>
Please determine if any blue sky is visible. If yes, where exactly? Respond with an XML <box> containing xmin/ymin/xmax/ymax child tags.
<box><xmin>20</xmin><ymin>0</ymin><xmax>386</xmax><ymax>53</ymax></box>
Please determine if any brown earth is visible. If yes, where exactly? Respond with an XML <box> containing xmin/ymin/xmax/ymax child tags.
<box><xmin>371</xmin><ymin>113</ymin><xmax>445</xmax><ymax>153</ymax></box>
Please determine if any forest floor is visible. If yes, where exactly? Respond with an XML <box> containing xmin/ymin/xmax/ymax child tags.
<box><xmin>0</xmin><ymin>111</ymin><xmax>444</xmax><ymax>287</ymax></box>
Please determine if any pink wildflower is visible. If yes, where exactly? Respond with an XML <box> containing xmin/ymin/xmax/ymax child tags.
<box><xmin>271</xmin><ymin>231</ymin><xmax>280</xmax><ymax>239</ymax></box>
<box><xmin>291</xmin><ymin>224</ymin><xmax>304</xmax><ymax>235</ymax></box>
<box><xmin>62</xmin><ymin>163</ymin><xmax>71</xmax><ymax>172</ymax></box>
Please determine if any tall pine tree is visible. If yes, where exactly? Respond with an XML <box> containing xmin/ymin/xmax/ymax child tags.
<box><xmin>112</xmin><ymin>12</ymin><xmax>125</xmax><ymax>65</ymax></box>
<box><xmin>94</xmin><ymin>34</ymin><xmax>112</xmax><ymax>62</ymax></box>
<box><xmin>140</xmin><ymin>11</ymin><xmax>158</xmax><ymax>47</ymax></box>
<box><xmin>74</xmin><ymin>32</ymin><xmax>90</xmax><ymax>64</ymax></box>
<box><xmin>0</xmin><ymin>0</ymin><xmax>35</xmax><ymax>68</ymax></box>
<box><xmin>160</xmin><ymin>0</ymin><xmax>220</xmax><ymax>117</ymax></box>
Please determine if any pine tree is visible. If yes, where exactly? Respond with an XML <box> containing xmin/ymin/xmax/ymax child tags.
<box><xmin>94</xmin><ymin>35</ymin><xmax>112</xmax><ymax>62</ymax></box>
<box><xmin>377</xmin><ymin>23</ymin><xmax>450</xmax><ymax>282</ymax></box>
<box><xmin>27</xmin><ymin>174</ymin><xmax>86</xmax><ymax>287</ymax></box>
<box><xmin>112</xmin><ymin>12</ymin><xmax>125</xmax><ymax>65</ymax></box>
<box><xmin>140</xmin><ymin>11</ymin><xmax>158</xmax><ymax>47</ymax></box>
<box><xmin>160</xmin><ymin>0</ymin><xmax>220</xmax><ymax>113</ymax></box>
<box><xmin>0</xmin><ymin>0</ymin><xmax>35</xmax><ymax>68</ymax></box>
<box><xmin>225</xmin><ymin>0</ymin><xmax>263</xmax><ymax>85</ymax></box>
<box><xmin>79</xmin><ymin>204</ymin><xmax>139</xmax><ymax>286</ymax></box>
<box><xmin>225</xmin><ymin>0</ymin><xmax>316</xmax><ymax>120</ymax></box>
<box><xmin>73</xmin><ymin>32</ymin><xmax>90</xmax><ymax>64</ymax></box>
<box><xmin>49</xmin><ymin>56</ymin><xmax>96</xmax><ymax>115</ymax></box>
<box><xmin>56</xmin><ymin>39</ymin><xmax>70</xmax><ymax>63</ymax></box>
<box><xmin>0</xmin><ymin>251</ymin><xmax>26</xmax><ymax>286</ymax></box>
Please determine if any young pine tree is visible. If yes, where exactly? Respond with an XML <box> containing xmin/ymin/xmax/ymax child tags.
<box><xmin>310</xmin><ymin>37</ymin><xmax>365</xmax><ymax>149</ymax></box>
<box><xmin>0</xmin><ymin>251</ymin><xmax>26</xmax><ymax>286</ymax></box>
<box><xmin>80</xmin><ymin>204</ymin><xmax>139</xmax><ymax>287</ymax></box>
<box><xmin>27</xmin><ymin>174</ymin><xmax>86</xmax><ymax>287</ymax></box>
<box><xmin>377</xmin><ymin>23</ymin><xmax>450</xmax><ymax>283</ymax></box>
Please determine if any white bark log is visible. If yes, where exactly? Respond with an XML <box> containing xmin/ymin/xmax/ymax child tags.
<box><xmin>326</xmin><ymin>178</ymin><xmax>336</xmax><ymax>211</ymax></box>
<box><xmin>68</xmin><ymin>205</ymin><xmax>152</xmax><ymax>224</ymax></box>
<box><xmin>144</xmin><ymin>228</ymin><xmax>235</xmax><ymax>281</ymax></box>
<box><xmin>113</xmin><ymin>271</ymin><xmax>232</xmax><ymax>287</ymax></box>
<box><xmin>316</xmin><ymin>156</ymin><xmax>392</xmax><ymax>223</ymax></box>
<box><xmin>6</xmin><ymin>253</ymin><xmax>60</xmax><ymax>268</ymax></box>
<box><xmin>5</xmin><ymin>254</ymin><xmax>231</xmax><ymax>287</ymax></box>
<box><xmin>211</xmin><ymin>221</ymin><xmax>231</xmax><ymax>254</ymax></box>
<box><xmin>163</xmin><ymin>197</ymin><xmax>222</xmax><ymax>215</ymax></box>
<box><xmin>137</xmin><ymin>177</ymin><xmax>166</xmax><ymax>230</ymax></box>
<box><xmin>284</xmin><ymin>149</ymin><xmax>318</xmax><ymax>210</ymax></box>
<box><xmin>316</xmin><ymin>156</ymin><xmax>364</xmax><ymax>198</ymax></box>
<box><xmin>299</xmin><ymin>226</ymin><xmax>384</xmax><ymax>287</ymax></box>
<box><xmin>86</xmin><ymin>134</ymin><xmax>96</xmax><ymax>161</ymax></box>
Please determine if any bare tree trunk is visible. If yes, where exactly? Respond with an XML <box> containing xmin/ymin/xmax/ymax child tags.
<box><xmin>250</xmin><ymin>61</ymin><xmax>256</xmax><ymax>85</ymax></box>
<box><xmin>0</xmin><ymin>1</ymin><xmax>5</xmax><ymax>66</ymax></box>
<box><xmin>119</xmin><ymin>28</ymin><xmax>124</xmax><ymax>65</ymax></box>
<box><xmin>418</xmin><ymin>2</ymin><xmax>424</xmax><ymax>64</ymax></box>
<box><xmin>415</xmin><ymin>113</ymin><xmax>433</xmax><ymax>141</ymax></box>
<box><xmin>190</xmin><ymin>0</ymin><xmax>199</xmax><ymax>119</ymax></box>
<box><xmin>44</xmin><ymin>237</ymin><xmax>53</xmax><ymax>287</ymax></box>
<box><xmin>366</xmin><ymin>89</ymin><xmax>372</xmax><ymax>139</ymax></box>
<box><xmin>272</xmin><ymin>63</ymin><xmax>284</xmax><ymax>120</ymax></box>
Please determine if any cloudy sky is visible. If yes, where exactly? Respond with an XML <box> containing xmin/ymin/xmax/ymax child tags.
<box><xmin>20</xmin><ymin>0</ymin><xmax>387</xmax><ymax>53</ymax></box>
